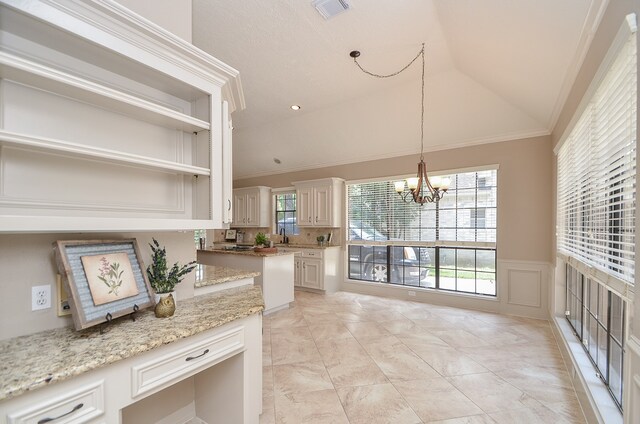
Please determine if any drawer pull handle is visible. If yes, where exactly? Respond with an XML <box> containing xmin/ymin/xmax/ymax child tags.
<box><xmin>186</xmin><ymin>349</ymin><xmax>210</xmax><ymax>361</ymax></box>
<box><xmin>38</xmin><ymin>403</ymin><xmax>84</xmax><ymax>423</ymax></box>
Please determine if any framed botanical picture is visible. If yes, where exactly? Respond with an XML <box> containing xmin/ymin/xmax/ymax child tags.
<box><xmin>225</xmin><ymin>229</ymin><xmax>237</xmax><ymax>241</ymax></box>
<box><xmin>53</xmin><ymin>239</ymin><xmax>154</xmax><ymax>331</ymax></box>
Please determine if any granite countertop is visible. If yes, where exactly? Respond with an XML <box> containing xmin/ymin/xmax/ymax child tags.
<box><xmin>194</xmin><ymin>264</ymin><xmax>261</xmax><ymax>288</ymax></box>
<box><xmin>199</xmin><ymin>248</ymin><xmax>294</xmax><ymax>257</ymax></box>
<box><xmin>275</xmin><ymin>243</ymin><xmax>341</xmax><ymax>250</ymax></box>
<box><xmin>0</xmin><ymin>285</ymin><xmax>264</xmax><ymax>401</ymax></box>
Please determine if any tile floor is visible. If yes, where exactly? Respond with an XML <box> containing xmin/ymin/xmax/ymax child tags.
<box><xmin>260</xmin><ymin>290</ymin><xmax>586</xmax><ymax>424</ymax></box>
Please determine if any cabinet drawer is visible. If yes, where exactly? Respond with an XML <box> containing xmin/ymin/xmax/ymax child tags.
<box><xmin>131</xmin><ymin>326</ymin><xmax>244</xmax><ymax>398</ymax></box>
<box><xmin>302</xmin><ymin>249</ymin><xmax>323</xmax><ymax>259</ymax></box>
<box><xmin>7</xmin><ymin>380</ymin><xmax>104</xmax><ymax>424</ymax></box>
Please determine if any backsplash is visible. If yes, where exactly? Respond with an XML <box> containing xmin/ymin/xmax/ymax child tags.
<box><xmin>210</xmin><ymin>227</ymin><xmax>342</xmax><ymax>246</ymax></box>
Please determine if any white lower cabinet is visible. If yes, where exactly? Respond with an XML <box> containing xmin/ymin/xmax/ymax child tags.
<box><xmin>6</xmin><ymin>380</ymin><xmax>105</xmax><ymax>424</ymax></box>
<box><xmin>285</xmin><ymin>247</ymin><xmax>341</xmax><ymax>293</ymax></box>
<box><xmin>301</xmin><ymin>258</ymin><xmax>323</xmax><ymax>289</ymax></box>
<box><xmin>1</xmin><ymin>315</ymin><xmax>262</xmax><ymax>424</ymax></box>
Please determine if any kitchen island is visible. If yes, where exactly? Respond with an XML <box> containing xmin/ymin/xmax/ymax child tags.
<box><xmin>197</xmin><ymin>248</ymin><xmax>295</xmax><ymax>314</ymax></box>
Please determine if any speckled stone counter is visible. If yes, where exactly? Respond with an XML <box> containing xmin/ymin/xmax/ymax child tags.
<box><xmin>199</xmin><ymin>248</ymin><xmax>294</xmax><ymax>257</ymax></box>
<box><xmin>276</xmin><ymin>243</ymin><xmax>341</xmax><ymax>250</ymax></box>
<box><xmin>0</xmin><ymin>285</ymin><xmax>264</xmax><ymax>401</ymax></box>
<box><xmin>194</xmin><ymin>264</ymin><xmax>261</xmax><ymax>288</ymax></box>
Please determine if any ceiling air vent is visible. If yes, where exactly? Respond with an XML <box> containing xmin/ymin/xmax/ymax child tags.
<box><xmin>313</xmin><ymin>0</ymin><xmax>351</xmax><ymax>20</ymax></box>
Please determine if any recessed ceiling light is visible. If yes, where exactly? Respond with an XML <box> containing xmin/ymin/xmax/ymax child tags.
<box><xmin>273</xmin><ymin>158</ymin><xmax>282</xmax><ymax>164</ymax></box>
<box><xmin>290</xmin><ymin>105</ymin><xmax>301</xmax><ymax>111</ymax></box>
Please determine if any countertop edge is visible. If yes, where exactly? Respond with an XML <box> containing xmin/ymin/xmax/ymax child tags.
<box><xmin>0</xmin><ymin>285</ymin><xmax>264</xmax><ymax>401</ymax></box>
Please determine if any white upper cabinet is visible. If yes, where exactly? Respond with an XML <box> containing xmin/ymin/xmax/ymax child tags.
<box><xmin>0</xmin><ymin>0</ymin><xmax>244</xmax><ymax>232</ymax></box>
<box><xmin>232</xmin><ymin>186</ymin><xmax>271</xmax><ymax>228</ymax></box>
<box><xmin>293</xmin><ymin>178</ymin><xmax>344</xmax><ymax>228</ymax></box>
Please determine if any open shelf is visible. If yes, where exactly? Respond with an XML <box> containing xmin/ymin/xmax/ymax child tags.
<box><xmin>0</xmin><ymin>52</ymin><xmax>211</xmax><ymax>133</ymax></box>
<box><xmin>0</xmin><ymin>130</ymin><xmax>211</xmax><ymax>176</ymax></box>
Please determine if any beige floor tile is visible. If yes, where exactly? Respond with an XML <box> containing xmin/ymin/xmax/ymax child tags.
<box><xmin>263</xmin><ymin>289</ymin><xmax>582</xmax><ymax>424</ymax></box>
<box><xmin>273</xmin><ymin>362</ymin><xmax>334</xmax><ymax>396</ymax></box>
<box><xmin>260</xmin><ymin>393</ymin><xmax>275</xmax><ymax>424</ymax></box>
<box><xmin>394</xmin><ymin>378</ymin><xmax>483</xmax><ymax>422</ymax></box>
<box><xmin>308</xmin><ymin>321</ymin><xmax>355</xmax><ymax>341</ymax></box>
<box><xmin>271</xmin><ymin>326</ymin><xmax>314</xmax><ymax>342</ymax></box>
<box><xmin>426</xmin><ymin>414</ymin><xmax>497</xmax><ymax>423</ymax></box>
<box><xmin>429</xmin><ymin>329</ymin><xmax>492</xmax><ymax>348</ymax></box>
<box><xmin>271</xmin><ymin>337</ymin><xmax>322</xmax><ymax>365</ymax></box>
<box><xmin>449</xmin><ymin>373</ymin><xmax>541</xmax><ymax>414</ymax></box>
<box><xmin>495</xmin><ymin>366</ymin><xmax>575</xmax><ymax>404</ymax></box>
<box><xmin>361</xmin><ymin>337</ymin><xmax>440</xmax><ymax>381</ymax></box>
<box><xmin>543</xmin><ymin>399</ymin><xmax>586</xmax><ymax>423</ymax></box>
<box><xmin>269</xmin><ymin>309</ymin><xmax>307</xmax><ymax>329</ymax></box>
<box><xmin>404</xmin><ymin>344</ymin><xmax>488</xmax><ymax>376</ymax></box>
<box><xmin>263</xmin><ymin>365</ymin><xmax>274</xmax><ymax>395</ymax></box>
<box><xmin>489</xmin><ymin>404</ymin><xmax>575</xmax><ymax>423</ymax></box>
<box><xmin>337</xmin><ymin>383</ymin><xmax>421</xmax><ymax>424</ymax></box>
<box><xmin>274</xmin><ymin>389</ymin><xmax>349</xmax><ymax>424</ymax></box>
<box><xmin>344</xmin><ymin>321</ymin><xmax>392</xmax><ymax>340</ymax></box>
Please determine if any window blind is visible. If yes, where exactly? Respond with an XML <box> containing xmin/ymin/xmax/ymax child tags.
<box><xmin>347</xmin><ymin>169</ymin><xmax>497</xmax><ymax>245</ymax></box>
<box><xmin>557</xmin><ymin>30</ymin><xmax>636</xmax><ymax>286</ymax></box>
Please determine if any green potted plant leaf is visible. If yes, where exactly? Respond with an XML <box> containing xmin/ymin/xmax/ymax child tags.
<box><xmin>147</xmin><ymin>238</ymin><xmax>196</xmax><ymax>315</ymax></box>
<box><xmin>254</xmin><ymin>232</ymin><xmax>277</xmax><ymax>253</ymax></box>
<box><xmin>254</xmin><ymin>232</ymin><xmax>268</xmax><ymax>247</ymax></box>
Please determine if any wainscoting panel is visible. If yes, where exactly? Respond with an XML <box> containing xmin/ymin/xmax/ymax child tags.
<box><xmin>498</xmin><ymin>260</ymin><xmax>549</xmax><ymax>319</ymax></box>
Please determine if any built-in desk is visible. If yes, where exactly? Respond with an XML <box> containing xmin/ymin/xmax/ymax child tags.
<box><xmin>0</xmin><ymin>286</ymin><xmax>264</xmax><ymax>423</ymax></box>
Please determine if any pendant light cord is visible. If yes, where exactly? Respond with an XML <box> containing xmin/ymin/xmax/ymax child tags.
<box><xmin>351</xmin><ymin>43</ymin><xmax>426</xmax><ymax>160</ymax></box>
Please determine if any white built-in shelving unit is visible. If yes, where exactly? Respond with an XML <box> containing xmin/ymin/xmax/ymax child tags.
<box><xmin>0</xmin><ymin>0</ymin><xmax>243</xmax><ymax>232</ymax></box>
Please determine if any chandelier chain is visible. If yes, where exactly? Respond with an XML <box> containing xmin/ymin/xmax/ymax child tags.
<box><xmin>351</xmin><ymin>44</ymin><xmax>426</xmax><ymax>160</ymax></box>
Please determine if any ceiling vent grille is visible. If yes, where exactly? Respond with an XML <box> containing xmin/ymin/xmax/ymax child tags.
<box><xmin>313</xmin><ymin>0</ymin><xmax>351</xmax><ymax>20</ymax></box>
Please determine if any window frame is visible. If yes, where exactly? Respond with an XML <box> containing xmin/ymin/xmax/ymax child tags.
<box><xmin>345</xmin><ymin>166</ymin><xmax>498</xmax><ymax>296</ymax></box>
<box><xmin>272</xmin><ymin>188</ymin><xmax>299</xmax><ymax>236</ymax></box>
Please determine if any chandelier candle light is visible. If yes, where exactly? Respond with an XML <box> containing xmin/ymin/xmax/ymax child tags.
<box><xmin>350</xmin><ymin>43</ymin><xmax>450</xmax><ymax>205</ymax></box>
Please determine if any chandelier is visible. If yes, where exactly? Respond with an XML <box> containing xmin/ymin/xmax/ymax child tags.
<box><xmin>350</xmin><ymin>43</ymin><xmax>449</xmax><ymax>204</ymax></box>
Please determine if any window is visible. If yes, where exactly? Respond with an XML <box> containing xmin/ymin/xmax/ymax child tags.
<box><xmin>194</xmin><ymin>229</ymin><xmax>206</xmax><ymax>248</ymax></box>
<box><xmin>275</xmin><ymin>192</ymin><xmax>299</xmax><ymax>236</ymax></box>
<box><xmin>558</xmin><ymin>20</ymin><xmax>635</xmax><ymax>411</ymax></box>
<box><xmin>566</xmin><ymin>264</ymin><xmax>625</xmax><ymax>409</ymax></box>
<box><xmin>347</xmin><ymin>169</ymin><xmax>497</xmax><ymax>296</ymax></box>
<box><xmin>557</xmin><ymin>28</ymin><xmax>636</xmax><ymax>286</ymax></box>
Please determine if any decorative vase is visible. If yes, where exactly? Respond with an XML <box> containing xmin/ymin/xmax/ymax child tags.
<box><xmin>154</xmin><ymin>292</ymin><xmax>176</xmax><ymax>318</ymax></box>
<box><xmin>154</xmin><ymin>290</ymin><xmax>177</xmax><ymax>306</ymax></box>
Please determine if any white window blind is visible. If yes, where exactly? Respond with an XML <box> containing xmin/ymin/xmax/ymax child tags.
<box><xmin>347</xmin><ymin>169</ymin><xmax>497</xmax><ymax>244</ymax></box>
<box><xmin>557</xmin><ymin>28</ymin><xmax>636</xmax><ymax>286</ymax></box>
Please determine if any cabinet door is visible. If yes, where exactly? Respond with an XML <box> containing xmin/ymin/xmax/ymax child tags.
<box><xmin>314</xmin><ymin>185</ymin><xmax>332</xmax><ymax>226</ymax></box>
<box><xmin>245</xmin><ymin>191</ymin><xmax>259</xmax><ymax>226</ymax></box>
<box><xmin>296</xmin><ymin>187</ymin><xmax>313</xmax><ymax>226</ymax></box>
<box><xmin>301</xmin><ymin>258</ymin><xmax>323</xmax><ymax>289</ymax></box>
<box><xmin>294</xmin><ymin>257</ymin><xmax>302</xmax><ymax>287</ymax></box>
<box><xmin>233</xmin><ymin>193</ymin><xmax>246</xmax><ymax>226</ymax></box>
<box><xmin>221</xmin><ymin>102</ymin><xmax>233</xmax><ymax>225</ymax></box>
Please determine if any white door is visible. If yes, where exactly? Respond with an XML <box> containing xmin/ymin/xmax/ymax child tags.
<box><xmin>245</xmin><ymin>190</ymin><xmax>259</xmax><ymax>226</ymax></box>
<box><xmin>314</xmin><ymin>185</ymin><xmax>332</xmax><ymax>226</ymax></box>
<box><xmin>294</xmin><ymin>257</ymin><xmax>302</xmax><ymax>287</ymax></box>
<box><xmin>296</xmin><ymin>187</ymin><xmax>313</xmax><ymax>226</ymax></box>
<box><xmin>233</xmin><ymin>193</ymin><xmax>246</xmax><ymax>226</ymax></box>
<box><xmin>302</xmin><ymin>258</ymin><xmax>323</xmax><ymax>289</ymax></box>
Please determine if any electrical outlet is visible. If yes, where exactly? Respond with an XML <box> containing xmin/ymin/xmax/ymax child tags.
<box><xmin>32</xmin><ymin>284</ymin><xmax>51</xmax><ymax>311</ymax></box>
<box><xmin>408</xmin><ymin>290</ymin><xmax>416</xmax><ymax>297</ymax></box>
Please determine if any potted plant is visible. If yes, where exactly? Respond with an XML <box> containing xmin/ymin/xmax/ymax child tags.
<box><xmin>317</xmin><ymin>235</ymin><xmax>325</xmax><ymax>246</ymax></box>
<box><xmin>147</xmin><ymin>238</ymin><xmax>197</xmax><ymax>313</ymax></box>
<box><xmin>254</xmin><ymin>232</ymin><xmax>277</xmax><ymax>253</ymax></box>
<box><xmin>254</xmin><ymin>232</ymin><xmax>269</xmax><ymax>247</ymax></box>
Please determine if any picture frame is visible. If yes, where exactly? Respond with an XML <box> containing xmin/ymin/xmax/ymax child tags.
<box><xmin>53</xmin><ymin>239</ymin><xmax>155</xmax><ymax>331</ymax></box>
<box><xmin>225</xmin><ymin>229</ymin><xmax>237</xmax><ymax>241</ymax></box>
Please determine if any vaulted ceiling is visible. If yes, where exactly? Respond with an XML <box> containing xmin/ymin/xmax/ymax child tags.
<box><xmin>192</xmin><ymin>0</ymin><xmax>605</xmax><ymax>179</ymax></box>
